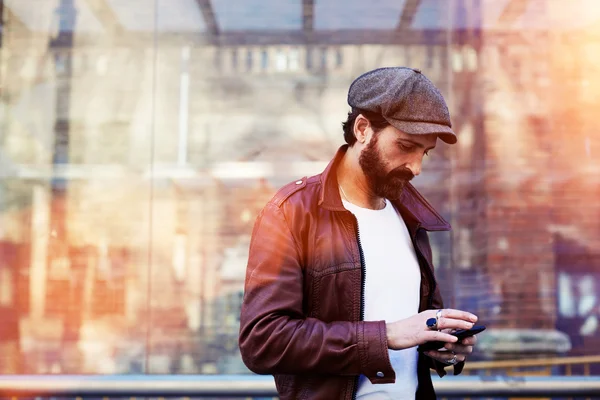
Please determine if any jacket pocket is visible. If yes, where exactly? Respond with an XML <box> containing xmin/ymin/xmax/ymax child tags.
<box><xmin>307</xmin><ymin>263</ymin><xmax>361</xmax><ymax>322</ymax></box>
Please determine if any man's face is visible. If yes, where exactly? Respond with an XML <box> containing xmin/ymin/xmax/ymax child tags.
<box><xmin>358</xmin><ymin>124</ymin><xmax>437</xmax><ymax>200</ymax></box>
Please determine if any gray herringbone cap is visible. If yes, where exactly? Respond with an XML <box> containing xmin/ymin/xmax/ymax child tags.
<box><xmin>347</xmin><ymin>67</ymin><xmax>456</xmax><ymax>144</ymax></box>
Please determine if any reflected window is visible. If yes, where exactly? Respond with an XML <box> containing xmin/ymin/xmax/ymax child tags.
<box><xmin>558</xmin><ymin>272</ymin><xmax>600</xmax><ymax>338</ymax></box>
<box><xmin>464</xmin><ymin>46</ymin><xmax>478</xmax><ymax>71</ymax></box>
<box><xmin>426</xmin><ymin>46</ymin><xmax>435</xmax><ymax>69</ymax></box>
<box><xmin>289</xmin><ymin>48</ymin><xmax>300</xmax><ymax>71</ymax></box>
<box><xmin>452</xmin><ymin>49</ymin><xmax>463</xmax><ymax>73</ymax></box>
<box><xmin>335</xmin><ymin>48</ymin><xmax>343</xmax><ymax>68</ymax></box>
<box><xmin>246</xmin><ymin>49</ymin><xmax>253</xmax><ymax>72</ymax></box>
<box><xmin>276</xmin><ymin>49</ymin><xmax>287</xmax><ymax>71</ymax></box>
<box><xmin>231</xmin><ymin>48</ymin><xmax>238</xmax><ymax>71</ymax></box>
<box><xmin>54</xmin><ymin>52</ymin><xmax>69</xmax><ymax>75</ymax></box>
<box><xmin>214</xmin><ymin>49</ymin><xmax>223</xmax><ymax>70</ymax></box>
<box><xmin>261</xmin><ymin>49</ymin><xmax>269</xmax><ymax>71</ymax></box>
<box><xmin>320</xmin><ymin>47</ymin><xmax>328</xmax><ymax>70</ymax></box>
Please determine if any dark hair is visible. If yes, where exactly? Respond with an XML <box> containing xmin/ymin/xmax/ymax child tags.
<box><xmin>342</xmin><ymin>108</ymin><xmax>390</xmax><ymax>145</ymax></box>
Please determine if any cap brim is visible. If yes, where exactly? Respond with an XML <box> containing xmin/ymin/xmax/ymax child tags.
<box><xmin>387</xmin><ymin>119</ymin><xmax>457</xmax><ymax>145</ymax></box>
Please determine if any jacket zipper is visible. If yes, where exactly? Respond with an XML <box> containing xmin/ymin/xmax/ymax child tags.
<box><xmin>349</xmin><ymin>221</ymin><xmax>435</xmax><ymax>399</ymax></box>
<box><xmin>350</xmin><ymin>214</ymin><xmax>366</xmax><ymax>400</ymax></box>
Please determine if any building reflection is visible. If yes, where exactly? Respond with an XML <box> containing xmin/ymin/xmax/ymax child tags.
<box><xmin>0</xmin><ymin>0</ymin><xmax>599</xmax><ymax>375</ymax></box>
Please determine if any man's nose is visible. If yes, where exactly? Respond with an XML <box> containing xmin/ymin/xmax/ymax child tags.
<box><xmin>406</xmin><ymin>160</ymin><xmax>422</xmax><ymax>177</ymax></box>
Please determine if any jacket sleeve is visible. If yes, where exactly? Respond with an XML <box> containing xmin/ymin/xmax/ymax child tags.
<box><xmin>429</xmin><ymin>283</ymin><xmax>466</xmax><ymax>377</ymax></box>
<box><xmin>238</xmin><ymin>202</ymin><xmax>394</xmax><ymax>384</ymax></box>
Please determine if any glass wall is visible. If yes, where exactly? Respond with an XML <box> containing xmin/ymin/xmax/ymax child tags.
<box><xmin>0</xmin><ymin>0</ymin><xmax>599</xmax><ymax>381</ymax></box>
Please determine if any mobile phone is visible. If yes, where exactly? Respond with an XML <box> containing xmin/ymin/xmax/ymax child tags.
<box><xmin>417</xmin><ymin>325</ymin><xmax>486</xmax><ymax>352</ymax></box>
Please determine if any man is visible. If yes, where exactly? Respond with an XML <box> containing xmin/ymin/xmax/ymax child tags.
<box><xmin>239</xmin><ymin>67</ymin><xmax>478</xmax><ymax>399</ymax></box>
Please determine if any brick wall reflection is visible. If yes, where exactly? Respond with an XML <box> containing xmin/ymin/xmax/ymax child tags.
<box><xmin>0</xmin><ymin>0</ymin><xmax>599</xmax><ymax>374</ymax></box>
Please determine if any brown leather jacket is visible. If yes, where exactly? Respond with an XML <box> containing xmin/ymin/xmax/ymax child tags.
<box><xmin>239</xmin><ymin>146</ymin><xmax>464</xmax><ymax>399</ymax></box>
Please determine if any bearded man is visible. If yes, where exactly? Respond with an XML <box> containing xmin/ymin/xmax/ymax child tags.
<box><xmin>239</xmin><ymin>67</ymin><xmax>478</xmax><ymax>400</ymax></box>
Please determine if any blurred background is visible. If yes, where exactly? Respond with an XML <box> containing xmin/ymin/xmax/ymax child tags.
<box><xmin>0</xmin><ymin>0</ymin><xmax>599</xmax><ymax>386</ymax></box>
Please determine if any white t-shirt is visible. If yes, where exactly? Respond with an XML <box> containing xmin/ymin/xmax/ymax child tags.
<box><xmin>342</xmin><ymin>198</ymin><xmax>421</xmax><ymax>400</ymax></box>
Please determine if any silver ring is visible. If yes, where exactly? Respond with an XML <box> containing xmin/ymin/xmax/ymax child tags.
<box><xmin>436</xmin><ymin>309</ymin><xmax>443</xmax><ymax>328</ymax></box>
<box><xmin>447</xmin><ymin>353</ymin><xmax>458</xmax><ymax>365</ymax></box>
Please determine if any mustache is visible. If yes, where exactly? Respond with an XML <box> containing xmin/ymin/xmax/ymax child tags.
<box><xmin>388</xmin><ymin>167</ymin><xmax>414</xmax><ymax>182</ymax></box>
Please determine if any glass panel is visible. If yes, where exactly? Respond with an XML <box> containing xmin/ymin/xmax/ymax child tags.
<box><xmin>212</xmin><ymin>0</ymin><xmax>302</xmax><ymax>31</ymax></box>
<box><xmin>0</xmin><ymin>0</ymin><xmax>156</xmax><ymax>374</ymax></box>
<box><xmin>412</xmin><ymin>0</ymin><xmax>483</xmax><ymax>29</ymax></box>
<box><xmin>0</xmin><ymin>0</ymin><xmax>599</xmax><ymax>394</ymax></box>
<box><xmin>314</xmin><ymin>0</ymin><xmax>407</xmax><ymax>30</ymax></box>
<box><xmin>106</xmin><ymin>0</ymin><xmax>205</xmax><ymax>32</ymax></box>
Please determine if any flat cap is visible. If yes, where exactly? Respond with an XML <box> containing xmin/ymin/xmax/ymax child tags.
<box><xmin>347</xmin><ymin>67</ymin><xmax>456</xmax><ymax>144</ymax></box>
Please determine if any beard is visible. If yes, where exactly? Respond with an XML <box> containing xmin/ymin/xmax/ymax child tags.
<box><xmin>358</xmin><ymin>136</ymin><xmax>415</xmax><ymax>200</ymax></box>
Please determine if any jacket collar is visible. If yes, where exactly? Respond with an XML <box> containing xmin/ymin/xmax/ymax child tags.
<box><xmin>319</xmin><ymin>145</ymin><xmax>451</xmax><ymax>233</ymax></box>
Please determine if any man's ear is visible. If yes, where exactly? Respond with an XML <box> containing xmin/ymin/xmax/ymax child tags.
<box><xmin>354</xmin><ymin>114</ymin><xmax>370</xmax><ymax>144</ymax></box>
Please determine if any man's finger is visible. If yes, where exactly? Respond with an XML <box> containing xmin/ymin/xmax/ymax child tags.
<box><xmin>444</xmin><ymin>343</ymin><xmax>473</xmax><ymax>354</ymax></box>
<box><xmin>436</xmin><ymin>309</ymin><xmax>478</xmax><ymax>323</ymax></box>
<box><xmin>436</xmin><ymin>317</ymin><xmax>475</xmax><ymax>331</ymax></box>
<box><xmin>424</xmin><ymin>350</ymin><xmax>467</xmax><ymax>364</ymax></box>
<box><xmin>461</xmin><ymin>335</ymin><xmax>478</xmax><ymax>346</ymax></box>
<box><xmin>424</xmin><ymin>331</ymin><xmax>459</xmax><ymax>344</ymax></box>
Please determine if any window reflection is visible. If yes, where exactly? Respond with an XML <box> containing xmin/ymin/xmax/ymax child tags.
<box><xmin>0</xmin><ymin>0</ymin><xmax>599</xmax><ymax>379</ymax></box>
<box><xmin>245</xmin><ymin>49</ymin><xmax>253</xmax><ymax>72</ymax></box>
<box><xmin>335</xmin><ymin>48</ymin><xmax>343</xmax><ymax>68</ymax></box>
<box><xmin>306</xmin><ymin>47</ymin><xmax>313</xmax><ymax>71</ymax></box>
<box><xmin>275</xmin><ymin>49</ymin><xmax>287</xmax><ymax>71</ymax></box>
<box><xmin>289</xmin><ymin>48</ymin><xmax>300</xmax><ymax>71</ymax></box>
<box><xmin>260</xmin><ymin>49</ymin><xmax>268</xmax><ymax>71</ymax></box>
<box><xmin>319</xmin><ymin>47</ymin><xmax>327</xmax><ymax>70</ymax></box>
<box><xmin>231</xmin><ymin>47</ymin><xmax>238</xmax><ymax>71</ymax></box>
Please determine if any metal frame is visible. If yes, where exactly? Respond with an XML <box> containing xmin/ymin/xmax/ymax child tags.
<box><xmin>80</xmin><ymin>0</ymin><xmax>124</xmax><ymax>34</ymax></box>
<box><xmin>1</xmin><ymin>375</ymin><xmax>600</xmax><ymax>397</ymax></box>
<box><xmin>195</xmin><ymin>0</ymin><xmax>219</xmax><ymax>36</ymax></box>
<box><xmin>396</xmin><ymin>0</ymin><xmax>423</xmax><ymax>30</ymax></box>
<box><xmin>0</xmin><ymin>0</ymin><xmax>29</xmax><ymax>37</ymax></box>
<box><xmin>497</xmin><ymin>0</ymin><xmax>532</xmax><ymax>26</ymax></box>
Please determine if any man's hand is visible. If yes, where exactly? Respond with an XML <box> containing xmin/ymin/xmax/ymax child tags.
<box><xmin>423</xmin><ymin>334</ymin><xmax>477</xmax><ymax>365</ymax></box>
<box><xmin>385</xmin><ymin>309</ymin><xmax>478</xmax><ymax>351</ymax></box>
